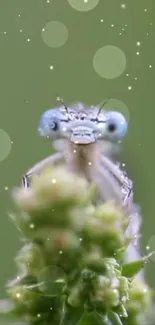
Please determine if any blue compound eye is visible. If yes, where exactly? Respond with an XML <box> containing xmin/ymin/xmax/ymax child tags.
<box><xmin>38</xmin><ymin>109</ymin><xmax>61</xmax><ymax>138</ymax></box>
<box><xmin>105</xmin><ymin>111</ymin><xmax>128</xmax><ymax>140</ymax></box>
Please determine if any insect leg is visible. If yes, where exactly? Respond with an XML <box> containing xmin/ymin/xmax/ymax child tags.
<box><xmin>100</xmin><ymin>155</ymin><xmax>133</xmax><ymax>208</ymax></box>
<box><xmin>22</xmin><ymin>152</ymin><xmax>64</xmax><ymax>188</ymax></box>
<box><xmin>100</xmin><ymin>154</ymin><xmax>143</xmax><ymax>264</ymax></box>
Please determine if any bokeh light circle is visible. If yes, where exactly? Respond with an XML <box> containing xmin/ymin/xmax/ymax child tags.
<box><xmin>93</xmin><ymin>45</ymin><xmax>127</xmax><ymax>79</ymax></box>
<box><xmin>0</xmin><ymin>129</ymin><xmax>12</xmax><ymax>162</ymax></box>
<box><xmin>41</xmin><ymin>21</ymin><xmax>68</xmax><ymax>48</ymax></box>
<box><xmin>67</xmin><ymin>0</ymin><xmax>99</xmax><ymax>11</ymax></box>
<box><xmin>98</xmin><ymin>98</ymin><xmax>130</xmax><ymax>121</ymax></box>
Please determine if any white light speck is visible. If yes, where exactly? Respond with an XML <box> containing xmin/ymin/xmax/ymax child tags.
<box><xmin>59</xmin><ymin>250</ymin><xmax>63</xmax><ymax>254</ymax></box>
<box><xmin>46</xmin><ymin>0</ymin><xmax>50</xmax><ymax>2</ymax></box>
<box><xmin>27</xmin><ymin>38</ymin><xmax>30</xmax><ymax>42</ymax></box>
<box><xmin>150</xmin><ymin>22</ymin><xmax>152</xmax><ymax>25</ymax></box>
<box><xmin>144</xmin><ymin>9</ymin><xmax>147</xmax><ymax>12</ymax></box>
<box><xmin>111</xmin><ymin>24</ymin><xmax>114</xmax><ymax>27</ymax></box>
<box><xmin>125</xmin><ymin>24</ymin><xmax>127</xmax><ymax>27</ymax></box>
<box><xmin>122</xmin><ymin>28</ymin><xmax>124</xmax><ymax>31</ymax></box>
<box><xmin>126</xmin><ymin>73</ymin><xmax>129</xmax><ymax>76</ymax></box>
<box><xmin>5</xmin><ymin>186</ymin><xmax>8</xmax><ymax>191</ymax></box>
<box><xmin>49</xmin><ymin>65</ymin><xmax>54</xmax><ymax>70</ymax></box>
<box><xmin>4</xmin><ymin>31</ymin><xmax>6</xmax><ymax>34</ymax></box>
<box><xmin>88</xmin><ymin>161</ymin><xmax>92</xmax><ymax>166</ymax></box>
<box><xmin>136</xmin><ymin>52</ymin><xmax>140</xmax><ymax>55</ymax></box>
<box><xmin>146</xmin><ymin>245</ymin><xmax>150</xmax><ymax>250</ymax></box>
<box><xmin>16</xmin><ymin>293</ymin><xmax>21</xmax><ymax>298</ymax></box>
<box><xmin>18</xmin><ymin>14</ymin><xmax>21</xmax><ymax>17</ymax></box>
<box><xmin>50</xmin><ymin>307</ymin><xmax>53</xmax><ymax>310</ymax></box>
<box><xmin>128</xmin><ymin>86</ymin><xmax>132</xmax><ymax>90</ymax></box>
<box><xmin>73</xmin><ymin>150</ymin><xmax>76</xmax><ymax>153</ymax></box>
<box><xmin>136</xmin><ymin>41</ymin><xmax>141</xmax><ymax>46</ymax></box>
<box><xmin>100</xmin><ymin>19</ymin><xmax>104</xmax><ymax>22</ymax></box>
<box><xmin>143</xmin><ymin>288</ymin><xmax>147</xmax><ymax>293</ymax></box>
<box><xmin>119</xmin><ymin>33</ymin><xmax>122</xmax><ymax>35</ymax></box>
<box><xmin>84</xmin><ymin>0</ymin><xmax>88</xmax><ymax>2</ymax></box>
<box><xmin>52</xmin><ymin>178</ymin><xmax>56</xmax><ymax>183</ymax></box>
<box><xmin>135</xmin><ymin>77</ymin><xmax>138</xmax><ymax>80</ymax></box>
<box><xmin>122</xmin><ymin>163</ymin><xmax>126</xmax><ymax>167</ymax></box>
<box><xmin>79</xmin><ymin>238</ymin><xmax>83</xmax><ymax>241</ymax></box>
<box><xmin>121</xmin><ymin>4</ymin><xmax>126</xmax><ymax>9</ymax></box>
<box><xmin>29</xmin><ymin>223</ymin><xmax>35</xmax><ymax>229</ymax></box>
<box><xmin>42</xmin><ymin>28</ymin><xmax>45</xmax><ymax>32</ymax></box>
<box><xmin>37</xmin><ymin>314</ymin><xmax>41</xmax><ymax>318</ymax></box>
<box><xmin>149</xmin><ymin>65</ymin><xmax>152</xmax><ymax>68</ymax></box>
<box><xmin>20</xmin><ymin>29</ymin><xmax>23</xmax><ymax>32</ymax></box>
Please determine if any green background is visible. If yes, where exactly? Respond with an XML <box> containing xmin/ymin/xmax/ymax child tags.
<box><xmin>0</xmin><ymin>0</ymin><xmax>155</xmax><ymax>297</ymax></box>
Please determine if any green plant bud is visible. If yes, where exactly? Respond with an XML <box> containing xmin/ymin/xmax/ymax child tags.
<box><xmin>7</xmin><ymin>285</ymin><xmax>39</xmax><ymax>311</ymax></box>
<box><xmin>15</xmin><ymin>243</ymin><xmax>45</xmax><ymax>276</ymax></box>
<box><xmin>95</xmin><ymin>202</ymin><xmax>125</xmax><ymax>224</ymax></box>
<box><xmin>82</xmin><ymin>248</ymin><xmax>107</xmax><ymax>273</ymax></box>
<box><xmin>68</xmin><ymin>286</ymin><xmax>84</xmax><ymax>307</ymax></box>
<box><xmin>126</xmin><ymin>278</ymin><xmax>152</xmax><ymax>314</ymax></box>
<box><xmin>32</xmin><ymin>167</ymin><xmax>90</xmax><ymax>205</ymax></box>
<box><xmin>104</xmin><ymin>288</ymin><xmax>120</xmax><ymax>307</ymax></box>
<box><xmin>41</xmin><ymin>229</ymin><xmax>80</xmax><ymax>253</ymax></box>
<box><xmin>119</xmin><ymin>276</ymin><xmax>129</xmax><ymax>293</ymax></box>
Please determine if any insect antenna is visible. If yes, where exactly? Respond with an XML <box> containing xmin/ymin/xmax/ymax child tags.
<box><xmin>97</xmin><ymin>97</ymin><xmax>111</xmax><ymax>116</ymax></box>
<box><xmin>56</xmin><ymin>94</ymin><xmax>69</xmax><ymax>113</ymax></box>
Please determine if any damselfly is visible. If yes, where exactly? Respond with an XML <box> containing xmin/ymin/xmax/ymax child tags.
<box><xmin>22</xmin><ymin>101</ymin><xmax>142</xmax><ymax>265</ymax></box>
